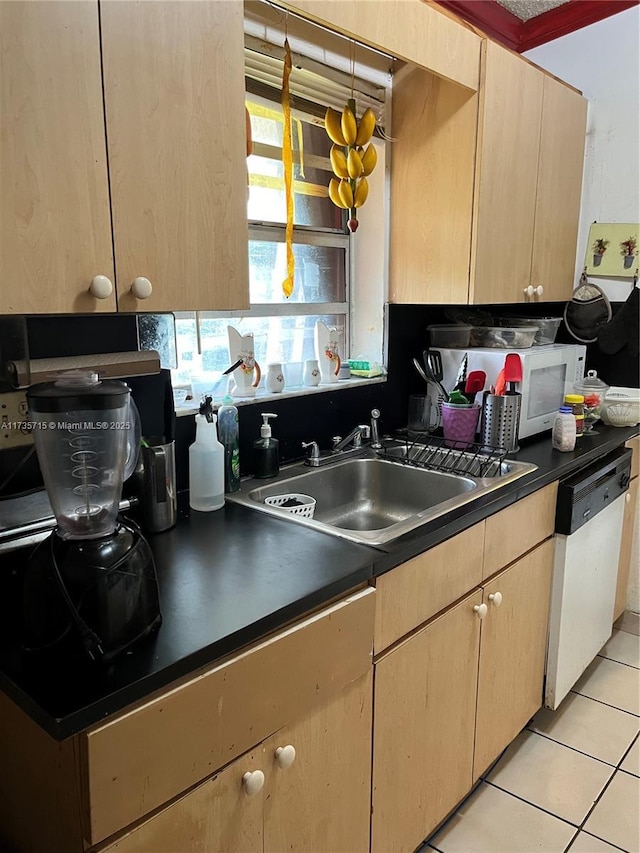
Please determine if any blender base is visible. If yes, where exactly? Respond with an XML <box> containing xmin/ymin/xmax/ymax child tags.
<box><xmin>22</xmin><ymin>518</ymin><xmax>161</xmax><ymax>664</ymax></box>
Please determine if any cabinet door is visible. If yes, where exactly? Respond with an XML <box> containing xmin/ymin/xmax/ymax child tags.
<box><xmin>474</xmin><ymin>539</ymin><xmax>553</xmax><ymax>779</ymax></box>
<box><xmin>101</xmin><ymin>1</ymin><xmax>250</xmax><ymax>312</ymax></box>
<box><xmin>469</xmin><ymin>41</ymin><xmax>543</xmax><ymax>305</ymax></box>
<box><xmin>530</xmin><ymin>76</ymin><xmax>587</xmax><ymax>302</ymax></box>
<box><xmin>264</xmin><ymin>671</ymin><xmax>372</xmax><ymax>853</ymax></box>
<box><xmin>0</xmin><ymin>0</ymin><xmax>115</xmax><ymax>313</ymax></box>
<box><xmin>372</xmin><ymin>590</ymin><xmax>482</xmax><ymax>853</ymax></box>
<box><xmin>614</xmin><ymin>476</ymin><xmax>639</xmax><ymax>623</ymax></box>
<box><xmin>98</xmin><ymin>747</ymin><xmax>264</xmax><ymax>853</ymax></box>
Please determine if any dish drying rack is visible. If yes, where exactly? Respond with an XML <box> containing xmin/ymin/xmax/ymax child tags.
<box><xmin>378</xmin><ymin>435</ymin><xmax>508</xmax><ymax>478</ymax></box>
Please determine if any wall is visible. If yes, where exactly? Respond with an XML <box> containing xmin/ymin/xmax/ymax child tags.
<box><xmin>525</xmin><ymin>6</ymin><xmax>640</xmax><ymax>304</ymax></box>
<box><xmin>526</xmin><ymin>9</ymin><xmax>640</xmax><ymax>614</ymax></box>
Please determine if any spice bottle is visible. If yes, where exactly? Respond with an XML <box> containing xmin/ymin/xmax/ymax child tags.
<box><xmin>552</xmin><ymin>406</ymin><xmax>577</xmax><ymax>452</ymax></box>
<box><xmin>564</xmin><ymin>394</ymin><xmax>585</xmax><ymax>437</ymax></box>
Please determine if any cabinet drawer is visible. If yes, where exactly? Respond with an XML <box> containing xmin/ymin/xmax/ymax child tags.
<box><xmin>81</xmin><ymin>588</ymin><xmax>375</xmax><ymax>845</ymax></box>
<box><xmin>374</xmin><ymin>522</ymin><xmax>484</xmax><ymax>652</ymax></box>
<box><xmin>483</xmin><ymin>483</ymin><xmax>557</xmax><ymax>579</ymax></box>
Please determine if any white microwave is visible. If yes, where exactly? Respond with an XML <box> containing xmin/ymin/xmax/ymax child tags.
<box><xmin>433</xmin><ymin>344</ymin><xmax>587</xmax><ymax>439</ymax></box>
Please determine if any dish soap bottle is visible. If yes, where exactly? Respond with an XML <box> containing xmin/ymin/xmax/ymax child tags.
<box><xmin>217</xmin><ymin>395</ymin><xmax>240</xmax><ymax>493</ymax></box>
<box><xmin>189</xmin><ymin>398</ymin><xmax>225</xmax><ymax>511</ymax></box>
<box><xmin>254</xmin><ymin>413</ymin><xmax>279</xmax><ymax>479</ymax></box>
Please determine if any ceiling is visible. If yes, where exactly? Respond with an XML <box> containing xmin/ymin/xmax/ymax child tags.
<box><xmin>435</xmin><ymin>0</ymin><xmax>639</xmax><ymax>52</ymax></box>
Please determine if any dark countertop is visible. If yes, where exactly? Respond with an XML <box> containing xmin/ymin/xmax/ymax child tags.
<box><xmin>0</xmin><ymin>424</ymin><xmax>637</xmax><ymax>740</ymax></box>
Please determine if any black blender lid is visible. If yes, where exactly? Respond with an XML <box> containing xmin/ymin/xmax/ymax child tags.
<box><xmin>27</xmin><ymin>371</ymin><xmax>130</xmax><ymax>412</ymax></box>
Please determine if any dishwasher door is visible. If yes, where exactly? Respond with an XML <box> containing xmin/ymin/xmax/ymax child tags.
<box><xmin>545</xmin><ymin>448</ymin><xmax>632</xmax><ymax>710</ymax></box>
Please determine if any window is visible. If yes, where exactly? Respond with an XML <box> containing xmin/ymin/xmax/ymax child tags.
<box><xmin>172</xmin><ymin>34</ymin><xmax>389</xmax><ymax>395</ymax></box>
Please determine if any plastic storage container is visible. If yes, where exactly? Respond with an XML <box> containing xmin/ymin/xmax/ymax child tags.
<box><xmin>427</xmin><ymin>324</ymin><xmax>472</xmax><ymax>348</ymax></box>
<box><xmin>217</xmin><ymin>396</ymin><xmax>240</xmax><ymax>493</ymax></box>
<box><xmin>552</xmin><ymin>406</ymin><xmax>577</xmax><ymax>452</ymax></box>
<box><xmin>499</xmin><ymin>317</ymin><xmax>562</xmax><ymax>346</ymax></box>
<box><xmin>189</xmin><ymin>413</ymin><xmax>225</xmax><ymax>511</ymax></box>
<box><xmin>470</xmin><ymin>325</ymin><xmax>538</xmax><ymax>348</ymax></box>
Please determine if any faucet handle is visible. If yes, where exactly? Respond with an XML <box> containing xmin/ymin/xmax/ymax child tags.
<box><xmin>301</xmin><ymin>440</ymin><xmax>320</xmax><ymax>460</ymax></box>
<box><xmin>355</xmin><ymin>425</ymin><xmax>370</xmax><ymax>447</ymax></box>
<box><xmin>332</xmin><ymin>436</ymin><xmax>342</xmax><ymax>450</ymax></box>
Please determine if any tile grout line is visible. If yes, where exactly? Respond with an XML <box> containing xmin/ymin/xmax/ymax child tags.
<box><xmin>596</xmin><ymin>652</ymin><xmax>640</xmax><ymax>671</ymax></box>
<box><xmin>484</xmin><ymin>779</ymin><xmax>582</xmax><ymax>829</ymax></box>
<box><xmin>525</xmin><ymin>726</ymin><xmax>637</xmax><ymax>769</ymax></box>
<box><xmin>570</xmin><ymin>687</ymin><xmax>640</xmax><ymax>718</ymax></box>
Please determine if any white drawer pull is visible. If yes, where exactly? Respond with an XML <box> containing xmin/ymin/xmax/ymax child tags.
<box><xmin>131</xmin><ymin>276</ymin><xmax>153</xmax><ymax>299</ymax></box>
<box><xmin>90</xmin><ymin>275</ymin><xmax>113</xmax><ymax>299</ymax></box>
<box><xmin>524</xmin><ymin>285</ymin><xmax>534</xmax><ymax>298</ymax></box>
<box><xmin>275</xmin><ymin>744</ymin><xmax>296</xmax><ymax>769</ymax></box>
<box><xmin>242</xmin><ymin>769</ymin><xmax>265</xmax><ymax>796</ymax></box>
<box><xmin>474</xmin><ymin>603</ymin><xmax>488</xmax><ymax>620</ymax></box>
<box><xmin>489</xmin><ymin>592</ymin><xmax>503</xmax><ymax>607</ymax></box>
<box><xmin>534</xmin><ymin>285</ymin><xmax>544</xmax><ymax>297</ymax></box>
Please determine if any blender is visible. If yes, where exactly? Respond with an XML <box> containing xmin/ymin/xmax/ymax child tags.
<box><xmin>22</xmin><ymin>371</ymin><xmax>161</xmax><ymax>663</ymax></box>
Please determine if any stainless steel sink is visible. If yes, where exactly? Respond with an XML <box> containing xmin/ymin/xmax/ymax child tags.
<box><xmin>228</xmin><ymin>445</ymin><xmax>537</xmax><ymax>547</ymax></box>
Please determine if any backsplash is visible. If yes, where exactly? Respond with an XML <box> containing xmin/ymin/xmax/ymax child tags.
<box><xmin>2</xmin><ymin>301</ymin><xmax>636</xmax><ymax>499</ymax></box>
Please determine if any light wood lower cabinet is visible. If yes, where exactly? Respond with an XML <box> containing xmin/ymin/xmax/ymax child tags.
<box><xmin>372</xmin><ymin>590</ymin><xmax>482</xmax><ymax>853</ymax></box>
<box><xmin>473</xmin><ymin>539</ymin><xmax>554</xmax><ymax>778</ymax></box>
<box><xmin>372</xmin><ymin>537</ymin><xmax>554</xmax><ymax>852</ymax></box>
<box><xmin>101</xmin><ymin>672</ymin><xmax>372</xmax><ymax>853</ymax></box>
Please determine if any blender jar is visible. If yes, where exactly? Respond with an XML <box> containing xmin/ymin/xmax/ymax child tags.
<box><xmin>27</xmin><ymin>371</ymin><xmax>140</xmax><ymax>539</ymax></box>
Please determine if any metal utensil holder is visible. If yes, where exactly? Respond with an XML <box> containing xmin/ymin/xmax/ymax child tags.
<box><xmin>480</xmin><ymin>393</ymin><xmax>521</xmax><ymax>453</ymax></box>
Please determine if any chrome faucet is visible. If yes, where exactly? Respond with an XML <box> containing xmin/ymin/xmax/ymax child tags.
<box><xmin>370</xmin><ymin>408</ymin><xmax>382</xmax><ymax>449</ymax></box>
<box><xmin>332</xmin><ymin>424</ymin><xmax>371</xmax><ymax>453</ymax></box>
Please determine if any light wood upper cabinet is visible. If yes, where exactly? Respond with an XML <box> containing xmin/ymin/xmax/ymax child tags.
<box><xmin>101</xmin><ymin>0</ymin><xmax>249</xmax><ymax>313</ymax></box>
<box><xmin>0</xmin><ymin>1</ymin><xmax>115</xmax><ymax>314</ymax></box>
<box><xmin>473</xmin><ymin>539</ymin><xmax>554</xmax><ymax>778</ymax></box>
<box><xmin>469</xmin><ymin>41</ymin><xmax>544</xmax><ymax>304</ymax></box>
<box><xmin>1</xmin><ymin>0</ymin><xmax>249</xmax><ymax>315</ymax></box>
<box><xmin>530</xmin><ymin>75</ymin><xmax>588</xmax><ymax>301</ymax></box>
<box><xmin>389</xmin><ymin>67</ymin><xmax>478</xmax><ymax>305</ymax></box>
<box><xmin>284</xmin><ymin>0</ymin><xmax>481</xmax><ymax>91</ymax></box>
<box><xmin>470</xmin><ymin>42</ymin><xmax>588</xmax><ymax>304</ymax></box>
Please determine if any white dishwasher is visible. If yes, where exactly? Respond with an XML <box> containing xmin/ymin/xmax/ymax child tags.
<box><xmin>545</xmin><ymin>447</ymin><xmax>632</xmax><ymax>710</ymax></box>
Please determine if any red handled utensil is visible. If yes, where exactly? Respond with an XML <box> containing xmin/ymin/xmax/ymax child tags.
<box><xmin>464</xmin><ymin>370</ymin><xmax>486</xmax><ymax>405</ymax></box>
<box><xmin>494</xmin><ymin>369</ymin><xmax>506</xmax><ymax>396</ymax></box>
<box><xmin>504</xmin><ymin>353</ymin><xmax>522</xmax><ymax>395</ymax></box>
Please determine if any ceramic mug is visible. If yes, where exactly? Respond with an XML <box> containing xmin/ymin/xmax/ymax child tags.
<box><xmin>303</xmin><ymin>359</ymin><xmax>321</xmax><ymax>387</ymax></box>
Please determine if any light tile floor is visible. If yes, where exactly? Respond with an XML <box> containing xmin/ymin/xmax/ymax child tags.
<box><xmin>425</xmin><ymin>619</ymin><xmax>640</xmax><ymax>853</ymax></box>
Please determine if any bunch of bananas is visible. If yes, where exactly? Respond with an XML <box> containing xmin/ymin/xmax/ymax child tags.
<box><xmin>324</xmin><ymin>98</ymin><xmax>377</xmax><ymax>233</ymax></box>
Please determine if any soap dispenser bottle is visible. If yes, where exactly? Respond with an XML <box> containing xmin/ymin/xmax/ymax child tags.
<box><xmin>189</xmin><ymin>397</ymin><xmax>225</xmax><ymax>511</ymax></box>
<box><xmin>253</xmin><ymin>413</ymin><xmax>279</xmax><ymax>479</ymax></box>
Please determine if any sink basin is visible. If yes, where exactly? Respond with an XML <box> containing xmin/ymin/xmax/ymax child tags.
<box><xmin>228</xmin><ymin>447</ymin><xmax>537</xmax><ymax>547</ymax></box>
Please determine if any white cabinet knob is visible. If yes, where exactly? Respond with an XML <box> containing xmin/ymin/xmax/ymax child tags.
<box><xmin>275</xmin><ymin>744</ymin><xmax>296</xmax><ymax>769</ymax></box>
<box><xmin>473</xmin><ymin>603</ymin><xmax>488</xmax><ymax>619</ymax></box>
<box><xmin>242</xmin><ymin>770</ymin><xmax>265</xmax><ymax>796</ymax></box>
<box><xmin>489</xmin><ymin>592</ymin><xmax>503</xmax><ymax>607</ymax></box>
<box><xmin>524</xmin><ymin>285</ymin><xmax>535</xmax><ymax>298</ymax></box>
<box><xmin>131</xmin><ymin>276</ymin><xmax>153</xmax><ymax>299</ymax></box>
<box><xmin>90</xmin><ymin>275</ymin><xmax>113</xmax><ymax>299</ymax></box>
<box><xmin>535</xmin><ymin>285</ymin><xmax>544</xmax><ymax>297</ymax></box>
